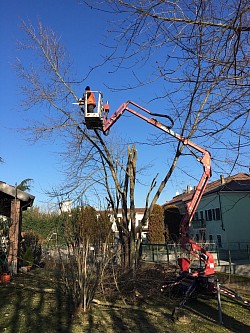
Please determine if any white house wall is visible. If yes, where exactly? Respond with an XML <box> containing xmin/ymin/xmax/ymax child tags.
<box><xmin>111</xmin><ymin>211</ymin><xmax>146</xmax><ymax>234</ymax></box>
<box><xmin>220</xmin><ymin>192</ymin><xmax>250</xmax><ymax>244</ymax></box>
<box><xmin>191</xmin><ymin>192</ymin><xmax>227</xmax><ymax>246</ymax></box>
<box><xmin>190</xmin><ymin>191</ymin><xmax>250</xmax><ymax>249</ymax></box>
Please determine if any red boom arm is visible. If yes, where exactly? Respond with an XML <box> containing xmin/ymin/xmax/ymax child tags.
<box><xmin>102</xmin><ymin>101</ymin><xmax>215</xmax><ymax>275</ymax></box>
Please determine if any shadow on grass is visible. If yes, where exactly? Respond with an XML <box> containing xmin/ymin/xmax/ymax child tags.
<box><xmin>187</xmin><ymin>296</ymin><xmax>250</xmax><ymax>333</ymax></box>
<box><xmin>80</xmin><ymin>304</ymin><xmax>174</xmax><ymax>333</ymax></box>
<box><xmin>2</xmin><ymin>267</ymin><xmax>250</xmax><ymax>333</ymax></box>
<box><xmin>0</xmin><ymin>269</ymin><xmax>74</xmax><ymax>333</ymax></box>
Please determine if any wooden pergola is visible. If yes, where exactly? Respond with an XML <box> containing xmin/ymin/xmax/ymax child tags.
<box><xmin>0</xmin><ymin>182</ymin><xmax>35</xmax><ymax>274</ymax></box>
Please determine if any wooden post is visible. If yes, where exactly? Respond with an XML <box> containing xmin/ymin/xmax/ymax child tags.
<box><xmin>8</xmin><ymin>199</ymin><xmax>21</xmax><ymax>274</ymax></box>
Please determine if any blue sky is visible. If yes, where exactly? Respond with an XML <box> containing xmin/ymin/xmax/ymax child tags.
<box><xmin>1</xmin><ymin>0</ymin><xmax>239</xmax><ymax>210</ymax></box>
<box><xmin>0</xmin><ymin>0</ymin><xmax>176</xmax><ymax>208</ymax></box>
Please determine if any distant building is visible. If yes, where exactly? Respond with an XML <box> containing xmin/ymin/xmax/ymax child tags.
<box><xmin>164</xmin><ymin>173</ymin><xmax>250</xmax><ymax>250</ymax></box>
<box><xmin>107</xmin><ymin>208</ymin><xmax>148</xmax><ymax>240</ymax></box>
<box><xmin>59</xmin><ymin>200</ymin><xmax>72</xmax><ymax>213</ymax></box>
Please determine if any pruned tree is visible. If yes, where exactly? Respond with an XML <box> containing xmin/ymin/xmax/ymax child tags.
<box><xmin>15</xmin><ymin>19</ymin><xmax>153</xmax><ymax>277</ymax></box>
<box><xmin>15</xmin><ymin>0</ymin><xmax>250</xmax><ymax>274</ymax></box>
<box><xmin>103</xmin><ymin>144</ymin><xmax>139</xmax><ymax>269</ymax></box>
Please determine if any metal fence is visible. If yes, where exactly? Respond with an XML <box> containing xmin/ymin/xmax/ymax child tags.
<box><xmin>141</xmin><ymin>242</ymin><xmax>217</xmax><ymax>264</ymax></box>
<box><xmin>141</xmin><ymin>242</ymin><xmax>250</xmax><ymax>266</ymax></box>
<box><xmin>219</xmin><ymin>241</ymin><xmax>250</xmax><ymax>251</ymax></box>
<box><xmin>217</xmin><ymin>242</ymin><xmax>250</xmax><ymax>265</ymax></box>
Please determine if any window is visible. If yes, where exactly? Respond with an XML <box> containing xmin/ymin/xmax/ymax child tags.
<box><xmin>193</xmin><ymin>212</ymin><xmax>198</xmax><ymax>221</ymax></box>
<box><xmin>208</xmin><ymin>209</ymin><xmax>212</xmax><ymax>221</ymax></box>
<box><xmin>199</xmin><ymin>230</ymin><xmax>206</xmax><ymax>242</ymax></box>
<box><xmin>217</xmin><ymin>235</ymin><xmax>222</xmax><ymax>248</ymax></box>
<box><xmin>204</xmin><ymin>209</ymin><xmax>218</xmax><ymax>221</ymax></box>
<box><xmin>209</xmin><ymin>235</ymin><xmax>213</xmax><ymax>243</ymax></box>
<box><xmin>200</xmin><ymin>211</ymin><xmax>204</xmax><ymax>221</ymax></box>
<box><xmin>212</xmin><ymin>209</ymin><xmax>216</xmax><ymax>220</ymax></box>
<box><xmin>205</xmin><ymin>209</ymin><xmax>212</xmax><ymax>221</ymax></box>
<box><xmin>215</xmin><ymin>208</ymin><xmax>221</xmax><ymax>220</ymax></box>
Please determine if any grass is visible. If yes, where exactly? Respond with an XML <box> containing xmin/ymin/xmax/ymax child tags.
<box><xmin>0</xmin><ymin>266</ymin><xmax>250</xmax><ymax>332</ymax></box>
<box><xmin>0</xmin><ymin>269</ymin><xmax>73</xmax><ymax>333</ymax></box>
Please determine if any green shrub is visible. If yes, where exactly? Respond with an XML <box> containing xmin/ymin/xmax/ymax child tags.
<box><xmin>20</xmin><ymin>231</ymin><xmax>42</xmax><ymax>266</ymax></box>
<box><xmin>23</xmin><ymin>246</ymin><xmax>34</xmax><ymax>266</ymax></box>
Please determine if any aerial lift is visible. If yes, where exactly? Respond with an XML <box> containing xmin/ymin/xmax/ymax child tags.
<box><xmin>75</xmin><ymin>91</ymin><xmax>109</xmax><ymax>130</ymax></box>
<box><xmin>76</xmin><ymin>91</ymin><xmax>250</xmax><ymax>312</ymax></box>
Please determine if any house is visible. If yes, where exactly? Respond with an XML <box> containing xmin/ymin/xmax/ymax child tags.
<box><xmin>164</xmin><ymin>173</ymin><xmax>250</xmax><ymax>250</ymax></box>
<box><xmin>108</xmin><ymin>208</ymin><xmax>148</xmax><ymax>240</ymax></box>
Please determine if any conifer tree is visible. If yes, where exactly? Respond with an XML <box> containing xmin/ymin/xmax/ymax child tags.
<box><xmin>147</xmin><ymin>204</ymin><xmax>165</xmax><ymax>244</ymax></box>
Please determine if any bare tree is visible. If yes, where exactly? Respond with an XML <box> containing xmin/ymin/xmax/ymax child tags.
<box><xmin>85</xmin><ymin>0</ymin><xmax>250</xmax><ymax>222</ymax></box>
<box><xmin>56</xmin><ymin>205</ymin><xmax>113</xmax><ymax>312</ymax></box>
<box><xmin>16</xmin><ymin>0</ymin><xmax>250</xmax><ymax>271</ymax></box>
<box><xmin>15</xmin><ymin>20</ymin><xmax>153</xmax><ymax>272</ymax></box>
<box><xmin>93</xmin><ymin>0</ymin><xmax>250</xmax><ymax>175</ymax></box>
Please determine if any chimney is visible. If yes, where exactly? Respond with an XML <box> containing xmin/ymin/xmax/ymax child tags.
<box><xmin>220</xmin><ymin>174</ymin><xmax>225</xmax><ymax>185</ymax></box>
<box><xmin>187</xmin><ymin>185</ymin><xmax>192</xmax><ymax>193</ymax></box>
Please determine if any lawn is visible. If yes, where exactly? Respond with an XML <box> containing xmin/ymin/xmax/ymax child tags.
<box><xmin>0</xmin><ymin>266</ymin><xmax>250</xmax><ymax>333</ymax></box>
